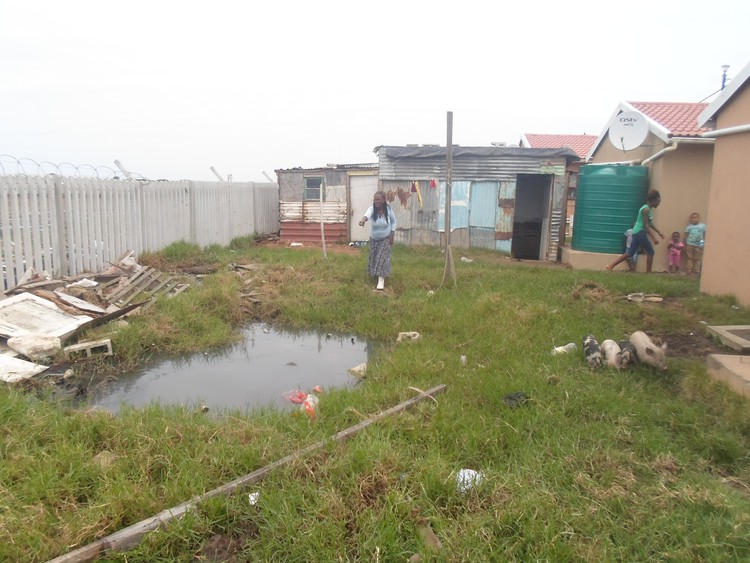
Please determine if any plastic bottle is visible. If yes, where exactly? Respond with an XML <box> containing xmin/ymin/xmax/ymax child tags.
<box><xmin>551</xmin><ymin>342</ymin><xmax>577</xmax><ymax>355</ymax></box>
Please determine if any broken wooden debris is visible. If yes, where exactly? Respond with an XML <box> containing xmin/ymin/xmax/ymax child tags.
<box><xmin>45</xmin><ymin>384</ymin><xmax>448</xmax><ymax>563</ymax></box>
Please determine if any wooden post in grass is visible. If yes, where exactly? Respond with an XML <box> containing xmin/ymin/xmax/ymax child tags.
<box><xmin>46</xmin><ymin>384</ymin><xmax>447</xmax><ymax>563</ymax></box>
<box><xmin>443</xmin><ymin>111</ymin><xmax>457</xmax><ymax>286</ymax></box>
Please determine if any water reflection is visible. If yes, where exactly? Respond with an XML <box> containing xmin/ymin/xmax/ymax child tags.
<box><xmin>86</xmin><ymin>323</ymin><xmax>376</xmax><ymax>414</ymax></box>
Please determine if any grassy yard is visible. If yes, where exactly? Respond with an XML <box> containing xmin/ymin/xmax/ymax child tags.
<box><xmin>1</xmin><ymin>240</ymin><xmax>749</xmax><ymax>561</ymax></box>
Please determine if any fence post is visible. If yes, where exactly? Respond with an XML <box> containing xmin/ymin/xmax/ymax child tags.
<box><xmin>188</xmin><ymin>181</ymin><xmax>197</xmax><ymax>244</ymax></box>
<box><xmin>53</xmin><ymin>175</ymin><xmax>69</xmax><ymax>278</ymax></box>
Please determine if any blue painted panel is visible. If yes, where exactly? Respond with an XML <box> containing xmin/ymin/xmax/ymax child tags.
<box><xmin>496</xmin><ymin>240</ymin><xmax>512</xmax><ymax>254</ymax></box>
<box><xmin>438</xmin><ymin>181</ymin><xmax>470</xmax><ymax>231</ymax></box>
<box><xmin>469</xmin><ymin>181</ymin><xmax>499</xmax><ymax>228</ymax></box>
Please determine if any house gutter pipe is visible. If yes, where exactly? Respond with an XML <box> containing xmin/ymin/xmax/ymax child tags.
<box><xmin>641</xmin><ymin>142</ymin><xmax>678</xmax><ymax>166</ymax></box>
<box><xmin>701</xmin><ymin>124</ymin><xmax>750</xmax><ymax>138</ymax></box>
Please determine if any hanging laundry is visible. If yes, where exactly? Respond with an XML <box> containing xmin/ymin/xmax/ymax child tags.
<box><xmin>411</xmin><ymin>181</ymin><xmax>417</xmax><ymax>193</ymax></box>
<box><xmin>415</xmin><ymin>180</ymin><xmax>423</xmax><ymax>208</ymax></box>
<box><xmin>429</xmin><ymin>178</ymin><xmax>437</xmax><ymax>189</ymax></box>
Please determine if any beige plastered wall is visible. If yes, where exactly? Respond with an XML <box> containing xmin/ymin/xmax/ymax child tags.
<box><xmin>585</xmin><ymin>133</ymin><xmax>713</xmax><ymax>273</ymax></box>
<box><xmin>701</xmin><ymin>88</ymin><xmax>750</xmax><ymax>307</ymax></box>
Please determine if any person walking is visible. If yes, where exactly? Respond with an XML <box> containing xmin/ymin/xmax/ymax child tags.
<box><xmin>684</xmin><ymin>212</ymin><xmax>706</xmax><ymax>276</ymax></box>
<box><xmin>607</xmin><ymin>189</ymin><xmax>665</xmax><ymax>273</ymax></box>
<box><xmin>359</xmin><ymin>190</ymin><xmax>396</xmax><ymax>291</ymax></box>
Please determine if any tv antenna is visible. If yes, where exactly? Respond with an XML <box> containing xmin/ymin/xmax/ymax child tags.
<box><xmin>607</xmin><ymin>111</ymin><xmax>648</xmax><ymax>151</ymax></box>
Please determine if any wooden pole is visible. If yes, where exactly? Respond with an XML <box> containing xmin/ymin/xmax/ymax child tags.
<box><xmin>46</xmin><ymin>384</ymin><xmax>448</xmax><ymax>563</ymax></box>
<box><xmin>319</xmin><ymin>180</ymin><xmax>327</xmax><ymax>258</ymax></box>
<box><xmin>444</xmin><ymin>112</ymin><xmax>456</xmax><ymax>286</ymax></box>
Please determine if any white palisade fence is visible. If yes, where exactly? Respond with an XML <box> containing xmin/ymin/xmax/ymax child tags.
<box><xmin>0</xmin><ymin>176</ymin><xmax>279</xmax><ymax>289</ymax></box>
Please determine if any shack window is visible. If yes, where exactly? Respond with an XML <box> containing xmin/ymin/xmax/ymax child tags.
<box><xmin>304</xmin><ymin>177</ymin><xmax>324</xmax><ymax>201</ymax></box>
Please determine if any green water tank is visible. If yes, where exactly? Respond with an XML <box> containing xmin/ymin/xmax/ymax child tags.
<box><xmin>572</xmin><ymin>165</ymin><xmax>649</xmax><ymax>253</ymax></box>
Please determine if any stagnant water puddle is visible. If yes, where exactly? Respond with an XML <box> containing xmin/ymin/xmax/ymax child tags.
<box><xmin>85</xmin><ymin>323</ymin><xmax>377</xmax><ymax>414</ymax></box>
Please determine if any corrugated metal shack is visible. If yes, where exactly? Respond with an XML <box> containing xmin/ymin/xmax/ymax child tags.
<box><xmin>276</xmin><ymin>164</ymin><xmax>378</xmax><ymax>243</ymax></box>
<box><xmin>376</xmin><ymin>145</ymin><xmax>580</xmax><ymax>260</ymax></box>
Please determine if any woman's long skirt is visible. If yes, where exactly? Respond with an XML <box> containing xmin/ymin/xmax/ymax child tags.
<box><xmin>368</xmin><ymin>238</ymin><xmax>392</xmax><ymax>277</ymax></box>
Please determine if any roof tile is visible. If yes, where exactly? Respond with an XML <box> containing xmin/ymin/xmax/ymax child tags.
<box><xmin>628</xmin><ymin>101</ymin><xmax>712</xmax><ymax>137</ymax></box>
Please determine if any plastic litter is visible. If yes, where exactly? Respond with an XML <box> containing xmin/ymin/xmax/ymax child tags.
<box><xmin>460</xmin><ymin>256</ymin><xmax>474</xmax><ymax>263</ymax></box>
<box><xmin>456</xmin><ymin>469</ymin><xmax>483</xmax><ymax>493</ymax></box>
<box><xmin>459</xmin><ymin>355</ymin><xmax>467</xmax><ymax>366</ymax></box>
<box><xmin>248</xmin><ymin>492</ymin><xmax>260</xmax><ymax>505</ymax></box>
<box><xmin>302</xmin><ymin>393</ymin><xmax>319</xmax><ymax>418</ymax></box>
<box><xmin>551</xmin><ymin>342</ymin><xmax>577</xmax><ymax>355</ymax></box>
<box><xmin>282</xmin><ymin>390</ymin><xmax>308</xmax><ymax>404</ymax></box>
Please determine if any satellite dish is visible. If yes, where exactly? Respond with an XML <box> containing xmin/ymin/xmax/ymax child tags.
<box><xmin>608</xmin><ymin>111</ymin><xmax>648</xmax><ymax>151</ymax></box>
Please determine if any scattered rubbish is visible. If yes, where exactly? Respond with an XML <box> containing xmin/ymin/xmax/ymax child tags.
<box><xmin>289</xmin><ymin>242</ymin><xmax>304</xmax><ymax>247</ymax></box>
<box><xmin>427</xmin><ymin>290</ymin><xmax>435</xmax><ymax>297</ymax></box>
<box><xmin>8</xmin><ymin>334</ymin><xmax>62</xmax><ymax>361</ymax></box>
<box><xmin>63</xmin><ymin>338</ymin><xmax>113</xmax><ymax>360</ymax></box>
<box><xmin>460</xmin><ymin>256</ymin><xmax>473</xmax><ymax>263</ymax></box>
<box><xmin>302</xmin><ymin>392</ymin><xmax>319</xmax><ymax>418</ymax></box>
<box><xmin>502</xmin><ymin>391</ymin><xmax>530</xmax><ymax>408</ymax></box>
<box><xmin>731</xmin><ymin>305</ymin><xmax>740</xmax><ymax>310</ymax></box>
<box><xmin>551</xmin><ymin>342</ymin><xmax>576</xmax><ymax>355</ymax></box>
<box><xmin>348</xmin><ymin>362</ymin><xmax>367</xmax><ymax>377</ymax></box>
<box><xmin>626</xmin><ymin>292</ymin><xmax>664</xmax><ymax>303</ymax></box>
<box><xmin>348</xmin><ymin>241</ymin><xmax>368</xmax><ymax>247</ymax></box>
<box><xmin>0</xmin><ymin>292</ymin><xmax>93</xmax><ymax>339</ymax></box>
<box><xmin>456</xmin><ymin>468</ymin><xmax>484</xmax><ymax>493</ymax></box>
<box><xmin>248</xmin><ymin>492</ymin><xmax>260</xmax><ymax>506</ymax></box>
<box><xmin>67</xmin><ymin>278</ymin><xmax>98</xmax><ymax>288</ymax></box>
<box><xmin>63</xmin><ymin>368</ymin><xmax>74</xmax><ymax>380</ymax></box>
<box><xmin>282</xmin><ymin>390</ymin><xmax>308</xmax><ymax>404</ymax></box>
<box><xmin>201</xmin><ymin>405</ymin><xmax>209</xmax><ymax>413</ymax></box>
<box><xmin>459</xmin><ymin>354</ymin><xmax>467</xmax><ymax>366</ymax></box>
<box><xmin>0</xmin><ymin>354</ymin><xmax>48</xmax><ymax>383</ymax></box>
<box><xmin>396</xmin><ymin>331</ymin><xmax>421</xmax><ymax>343</ymax></box>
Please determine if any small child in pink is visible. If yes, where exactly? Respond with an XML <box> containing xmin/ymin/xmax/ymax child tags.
<box><xmin>667</xmin><ymin>231</ymin><xmax>685</xmax><ymax>274</ymax></box>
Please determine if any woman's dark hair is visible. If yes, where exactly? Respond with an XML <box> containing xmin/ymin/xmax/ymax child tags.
<box><xmin>370</xmin><ymin>191</ymin><xmax>390</xmax><ymax>223</ymax></box>
<box><xmin>646</xmin><ymin>189</ymin><xmax>661</xmax><ymax>203</ymax></box>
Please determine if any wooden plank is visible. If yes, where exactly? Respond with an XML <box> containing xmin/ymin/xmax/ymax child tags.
<box><xmin>46</xmin><ymin>385</ymin><xmax>447</xmax><ymax>563</ymax></box>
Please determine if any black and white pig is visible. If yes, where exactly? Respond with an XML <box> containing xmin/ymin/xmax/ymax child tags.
<box><xmin>583</xmin><ymin>334</ymin><xmax>603</xmax><ymax>369</ymax></box>
<box><xmin>600</xmin><ymin>339</ymin><xmax>623</xmax><ymax>369</ymax></box>
<box><xmin>618</xmin><ymin>340</ymin><xmax>638</xmax><ymax>368</ymax></box>
<box><xmin>629</xmin><ymin>331</ymin><xmax>668</xmax><ymax>371</ymax></box>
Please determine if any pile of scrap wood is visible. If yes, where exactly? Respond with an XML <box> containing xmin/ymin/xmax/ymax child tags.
<box><xmin>0</xmin><ymin>251</ymin><xmax>190</xmax><ymax>383</ymax></box>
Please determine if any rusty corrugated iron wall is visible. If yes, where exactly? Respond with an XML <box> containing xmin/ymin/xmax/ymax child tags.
<box><xmin>376</xmin><ymin>146</ymin><xmax>577</xmax><ymax>259</ymax></box>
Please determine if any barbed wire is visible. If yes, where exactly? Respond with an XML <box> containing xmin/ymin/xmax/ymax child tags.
<box><xmin>0</xmin><ymin>155</ymin><xmax>137</xmax><ymax>180</ymax></box>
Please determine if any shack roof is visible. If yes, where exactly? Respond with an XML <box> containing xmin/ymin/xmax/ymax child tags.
<box><xmin>374</xmin><ymin>145</ymin><xmax>580</xmax><ymax>162</ymax></box>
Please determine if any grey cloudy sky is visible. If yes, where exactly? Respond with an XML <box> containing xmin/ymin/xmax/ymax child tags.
<box><xmin>1</xmin><ymin>0</ymin><xmax>748</xmax><ymax>181</ymax></box>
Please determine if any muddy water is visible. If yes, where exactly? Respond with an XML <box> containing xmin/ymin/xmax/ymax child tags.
<box><xmin>86</xmin><ymin>323</ymin><xmax>376</xmax><ymax>414</ymax></box>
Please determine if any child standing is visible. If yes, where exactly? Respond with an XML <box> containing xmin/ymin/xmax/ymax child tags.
<box><xmin>667</xmin><ymin>231</ymin><xmax>685</xmax><ymax>274</ymax></box>
<box><xmin>684</xmin><ymin>212</ymin><xmax>706</xmax><ymax>276</ymax></box>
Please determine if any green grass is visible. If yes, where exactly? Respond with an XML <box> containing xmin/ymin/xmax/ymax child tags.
<box><xmin>1</xmin><ymin>242</ymin><xmax>749</xmax><ymax>561</ymax></box>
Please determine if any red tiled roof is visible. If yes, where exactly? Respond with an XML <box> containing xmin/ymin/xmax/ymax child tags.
<box><xmin>628</xmin><ymin>101</ymin><xmax>712</xmax><ymax>137</ymax></box>
<box><xmin>522</xmin><ymin>134</ymin><xmax>597</xmax><ymax>159</ymax></box>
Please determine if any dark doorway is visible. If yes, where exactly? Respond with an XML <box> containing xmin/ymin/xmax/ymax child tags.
<box><xmin>511</xmin><ymin>174</ymin><xmax>552</xmax><ymax>260</ymax></box>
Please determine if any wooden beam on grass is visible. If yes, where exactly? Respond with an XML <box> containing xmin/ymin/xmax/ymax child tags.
<box><xmin>46</xmin><ymin>384</ymin><xmax>447</xmax><ymax>563</ymax></box>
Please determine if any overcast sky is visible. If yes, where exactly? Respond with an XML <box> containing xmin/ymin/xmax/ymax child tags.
<box><xmin>1</xmin><ymin>1</ymin><xmax>748</xmax><ymax>181</ymax></box>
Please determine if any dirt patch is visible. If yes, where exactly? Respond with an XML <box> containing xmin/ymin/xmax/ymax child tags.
<box><xmin>662</xmin><ymin>331</ymin><xmax>740</xmax><ymax>360</ymax></box>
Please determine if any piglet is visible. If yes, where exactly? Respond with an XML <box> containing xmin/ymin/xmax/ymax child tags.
<box><xmin>618</xmin><ymin>340</ymin><xmax>638</xmax><ymax>368</ymax></box>
<box><xmin>629</xmin><ymin>331</ymin><xmax>668</xmax><ymax>371</ymax></box>
<box><xmin>583</xmin><ymin>334</ymin><xmax>603</xmax><ymax>369</ymax></box>
<box><xmin>600</xmin><ymin>339</ymin><xmax>623</xmax><ymax>369</ymax></box>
